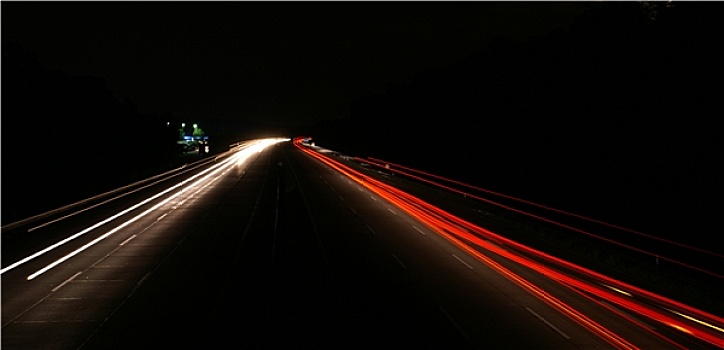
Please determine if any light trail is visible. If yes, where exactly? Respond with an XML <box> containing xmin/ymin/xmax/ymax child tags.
<box><xmin>363</xmin><ymin>157</ymin><xmax>724</xmax><ymax>260</ymax></box>
<box><xmin>569</xmin><ymin>286</ymin><xmax>689</xmax><ymax>350</ymax></box>
<box><xmin>294</xmin><ymin>140</ymin><xmax>637</xmax><ymax>349</ymax></box>
<box><xmin>2</xmin><ymin>138</ymin><xmax>288</xmax><ymax>279</ymax></box>
<box><xmin>295</xmin><ymin>139</ymin><xmax>724</xmax><ymax>349</ymax></box>
<box><xmin>359</xmin><ymin>156</ymin><xmax>724</xmax><ymax>280</ymax></box>
<box><xmin>667</xmin><ymin>308</ymin><xmax>724</xmax><ymax>334</ymax></box>
<box><xmin>395</xmin><ymin>179</ymin><xmax>724</xmax><ymax>347</ymax></box>
<box><xmin>1</xmin><ymin>150</ymin><xmax>241</xmax><ymax>276</ymax></box>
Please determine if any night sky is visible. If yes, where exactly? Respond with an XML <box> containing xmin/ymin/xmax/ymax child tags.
<box><xmin>3</xmin><ymin>2</ymin><xmax>724</xmax><ymax>255</ymax></box>
<box><xmin>2</xmin><ymin>2</ymin><xmax>586</xmax><ymax>125</ymax></box>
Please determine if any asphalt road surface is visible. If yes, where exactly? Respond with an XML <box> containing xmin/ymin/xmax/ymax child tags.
<box><xmin>2</xmin><ymin>139</ymin><xmax>714</xmax><ymax>349</ymax></box>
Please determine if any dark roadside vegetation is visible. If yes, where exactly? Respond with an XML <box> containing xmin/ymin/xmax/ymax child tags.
<box><xmin>1</xmin><ymin>41</ymin><xmax>298</xmax><ymax>226</ymax></box>
<box><xmin>3</xmin><ymin>1</ymin><xmax>722</xmax><ymax>316</ymax></box>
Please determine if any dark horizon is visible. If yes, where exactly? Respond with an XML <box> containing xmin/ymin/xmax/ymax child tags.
<box><xmin>1</xmin><ymin>2</ymin><xmax>588</xmax><ymax>125</ymax></box>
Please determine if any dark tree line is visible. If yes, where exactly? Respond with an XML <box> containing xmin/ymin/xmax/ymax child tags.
<box><xmin>1</xmin><ymin>40</ymin><xmax>306</xmax><ymax>225</ymax></box>
<box><xmin>310</xmin><ymin>2</ymin><xmax>724</xmax><ymax>248</ymax></box>
<box><xmin>2</xmin><ymin>38</ymin><xmax>315</xmax><ymax>225</ymax></box>
<box><xmin>2</xmin><ymin>41</ymin><xmax>182</xmax><ymax>224</ymax></box>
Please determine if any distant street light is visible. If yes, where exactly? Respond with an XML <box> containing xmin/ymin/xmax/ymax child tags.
<box><xmin>192</xmin><ymin>123</ymin><xmax>205</xmax><ymax>138</ymax></box>
<box><xmin>179</xmin><ymin>123</ymin><xmax>186</xmax><ymax>140</ymax></box>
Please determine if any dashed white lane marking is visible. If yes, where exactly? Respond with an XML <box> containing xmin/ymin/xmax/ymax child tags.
<box><xmin>439</xmin><ymin>306</ymin><xmax>470</xmax><ymax>341</ymax></box>
<box><xmin>387</xmin><ymin>208</ymin><xmax>396</xmax><ymax>215</ymax></box>
<box><xmin>452</xmin><ymin>254</ymin><xmax>474</xmax><ymax>270</ymax></box>
<box><xmin>412</xmin><ymin>225</ymin><xmax>426</xmax><ymax>235</ymax></box>
<box><xmin>526</xmin><ymin>307</ymin><xmax>571</xmax><ymax>339</ymax></box>
<box><xmin>137</xmin><ymin>272</ymin><xmax>152</xmax><ymax>286</ymax></box>
<box><xmin>392</xmin><ymin>253</ymin><xmax>407</xmax><ymax>269</ymax></box>
<box><xmin>52</xmin><ymin>271</ymin><xmax>83</xmax><ymax>292</ymax></box>
<box><xmin>119</xmin><ymin>234</ymin><xmax>137</xmax><ymax>246</ymax></box>
<box><xmin>366</xmin><ymin>225</ymin><xmax>377</xmax><ymax>235</ymax></box>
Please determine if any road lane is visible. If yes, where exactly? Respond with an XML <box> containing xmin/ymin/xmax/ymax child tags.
<box><xmin>291</xmin><ymin>141</ymin><xmax>714</xmax><ymax>349</ymax></box>
<box><xmin>5</xmin><ymin>139</ymin><xmax>715</xmax><ymax>349</ymax></box>
<box><xmin>288</xmin><ymin>145</ymin><xmax>614</xmax><ymax>349</ymax></box>
<box><xmin>350</xmin><ymin>157</ymin><xmax>724</xmax><ymax>348</ymax></box>
<box><xmin>2</xmin><ymin>141</ymin><xmax>280</xmax><ymax>349</ymax></box>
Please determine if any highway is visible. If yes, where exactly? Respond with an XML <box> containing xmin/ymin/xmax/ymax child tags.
<box><xmin>2</xmin><ymin>138</ymin><xmax>723</xmax><ymax>349</ymax></box>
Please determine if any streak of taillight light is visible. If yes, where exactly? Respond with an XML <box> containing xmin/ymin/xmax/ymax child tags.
<box><xmin>372</xmin><ymin>174</ymin><xmax>724</xmax><ymax>347</ymax></box>
<box><xmin>296</xmin><ymin>141</ymin><xmax>724</xmax><ymax>348</ymax></box>
<box><xmin>448</xmin><ymin>225</ymin><xmax>724</xmax><ymax>348</ymax></box>
<box><xmin>439</xmin><ymin>226</ymin><xmax>638</xmax><ymax>350</ymax></box>
<box><xmin>348</xmin><ymin>178</ymin><xmax>641</xmax><ymax>348</ymax></box>
<box><xmin>404</xmin><ymin>194</ymin><xmax>724</xmax><ymax>342</ymax></box>
<box><xmin>365</xmin><ymin>157</ymin><xmax>723</xmax><ymax>260</ymax></box>
<box><xmin>379</xmin><ymin>190</ymin><xmax>638</xmax><ymax>348</ymax></box>
<box><xmin>295</xmin><ymin>142</ymin><xmax>637</xmax><ymax>349</ymax></box>
<box><xmin>566</xmin><ymin>284</ymin><xmax>689</xmax><ymax>350</ymax></box>
<box><xmin>359</xmin><ymin>156</ymin><xmax>724</xmax><ymax>280</ymax></box>
<box><xmin>375</xmin><ymin>186</ymin><xmax>713</xmax><ymax>348</ymax></box>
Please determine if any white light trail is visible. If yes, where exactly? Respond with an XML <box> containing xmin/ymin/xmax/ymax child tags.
<box><xmin>2</xmin><ymin>138</ymin><xmax>288</xmax><ymax>278</ymax></box>
<box><xmin>1</xmin><ymin>156</ymin><xmax>233</xmax><ymax>275</ymax></box>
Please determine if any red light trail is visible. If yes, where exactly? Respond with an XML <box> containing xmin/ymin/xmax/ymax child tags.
<box><xmin>357</xmin><ymin>157</ymin><xmax>724</xmax><ymax>280</ymax></box>
<box><xmin>364</xmin><ymin>156</ymin><xmax>724</xmax><ymax>261</ymax></box>
<box><xmin>293</xmin><ymin>137</ymin><xmax>724</xmax><ymax>349</ymax></box>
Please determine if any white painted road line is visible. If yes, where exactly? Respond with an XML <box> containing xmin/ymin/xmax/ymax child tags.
<box><xmin>52</xmin><ymin>271</ymin><xmax>83</xmax><ymax>292</ymax></box>
<box><xmin>452</xmin><ymin>254</ymin><xmax>474</xmax><ymax>270</ymax></box>
<box><xmin>366</xmin><ymin>225</ymin><xmax>377</xmax><ymax>235</ymax></box>
<box><xmin>526</xmin><ymin>307</ymin><xmax>571</xmax><ymax>339</ymax></box>
<box><xmin>392</xmin><ymin>253</ymin><xmax>407</xmax><ymax>269</ymax></box>
<box><xmin>119</xmin><ymin>234</ymin><xmax>137</xmax><ymax>246</ymax></box>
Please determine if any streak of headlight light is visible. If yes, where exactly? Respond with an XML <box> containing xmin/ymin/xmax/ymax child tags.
<box><xmin>2</xmin><ymin>140</ymin><xmax>277</xmax><ymax>277</ymax></box>
<box><xmin>24</xmin><ymin>153</ymin><xmax>248</xmax><ymax>280</ymax></box>
<box><xmin>25</xmin><ymin>139</ymin><xmax>287</xmax><ymax>280</ymax></box>
<box><xmin>0</xmin><ymin>154</ymin><xmax>236</xmax><ymax>275</ymax></box>
<box><xmin>666</xmin><ymin>308</ymin><xmax>724</xmax><ymax>334</ymax></box>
